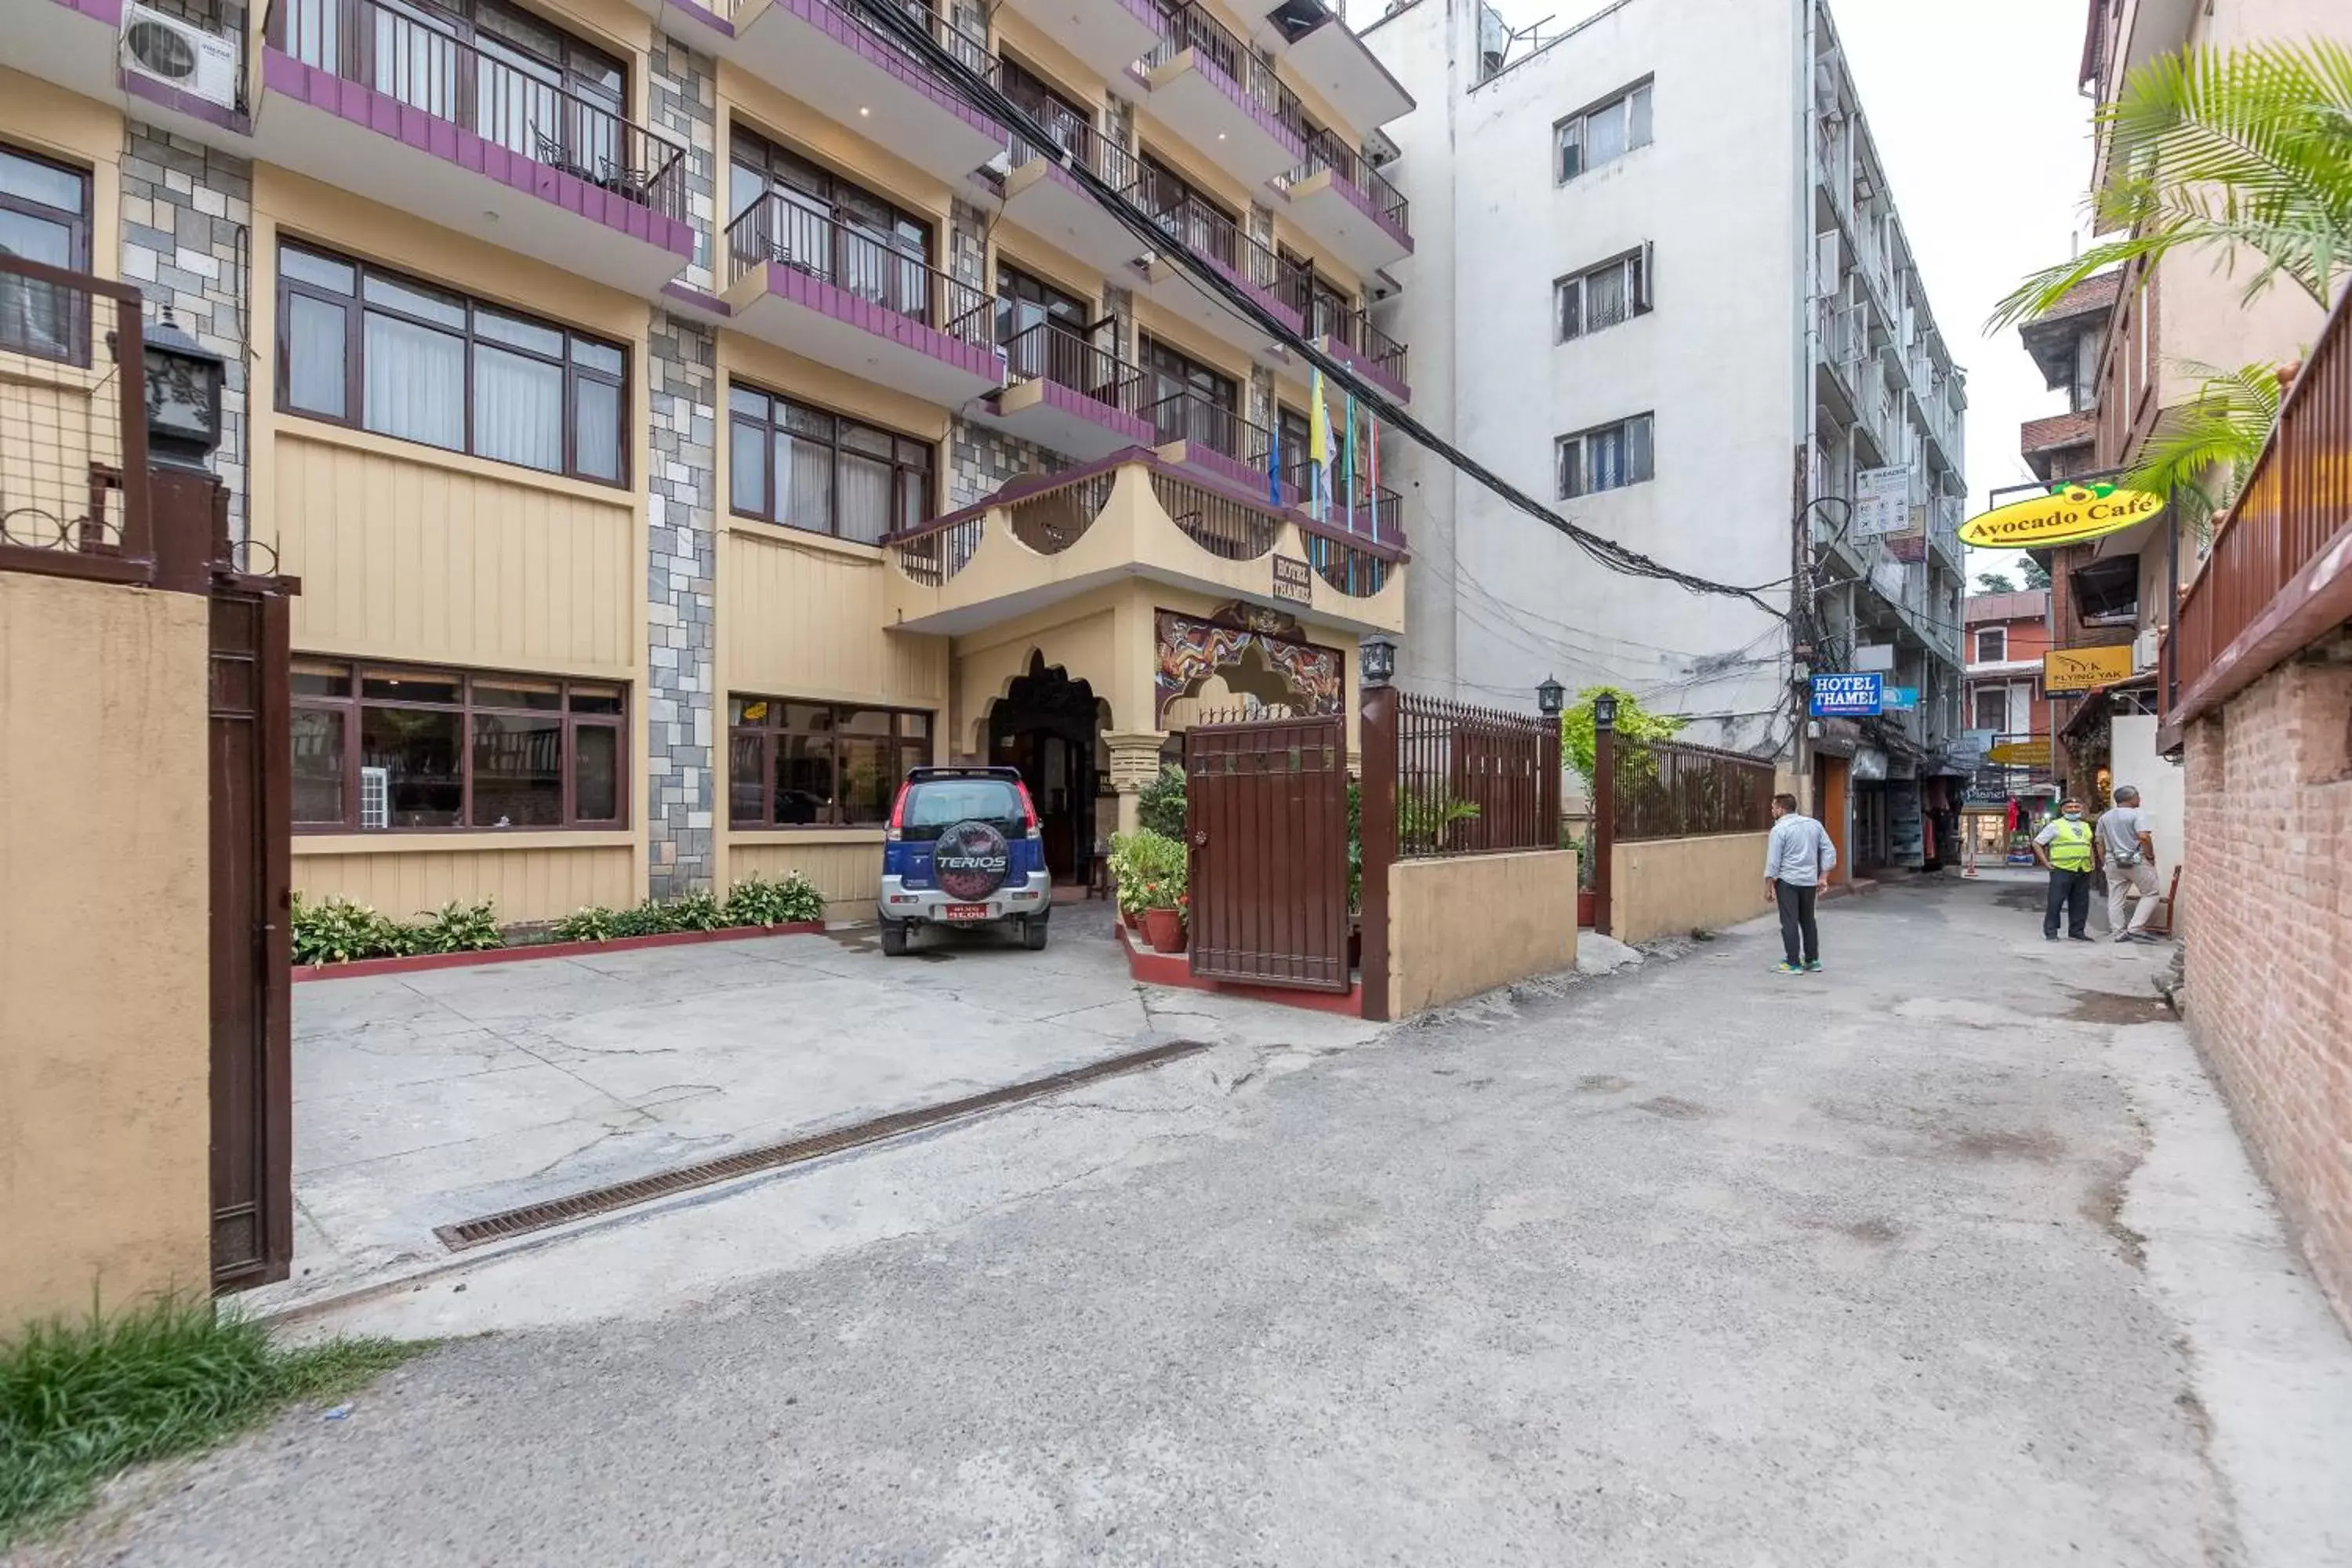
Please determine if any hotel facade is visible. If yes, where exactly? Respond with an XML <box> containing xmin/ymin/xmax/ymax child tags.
<box><xmin>2</xmin><ymin>0</ymin><xmax>1414</xmax><ymax>920</ymax></box>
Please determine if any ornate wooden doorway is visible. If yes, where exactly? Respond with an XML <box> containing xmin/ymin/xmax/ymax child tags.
<box><xmin>987</xmin><ymin>653</ymin><xmax>1099</xmax><ymax>885</ymax></box>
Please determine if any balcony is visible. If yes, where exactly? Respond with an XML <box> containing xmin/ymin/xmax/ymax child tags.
<box><xmin>1258</xmin><ymin>2</ymin><xmax>1412</xmax><ymax>133</ymax></box>
<box><xmin>723</xmin><ymin>193</ymin><xmax>1004</xmax><ymax>405</ymax></box>
<box><xmin>1283</xmin><ymin>460</ymin><xmax>1403</xmax><ymax>549</ymax></box>
<box><xmin>1141</xmin><ymin>0</ymin><xmax>1304</xmax><ymax>188</ymax></box>
<box><xmin>258</xmin><ymin>0</ymin><xmax>693</xmax><ymax>293</ymax></box>
<box><xmin>995</xmin><ymin>0</ymin><xmax>1163</xmax><ymax>95</ymax></box>
<box><xmin>1305</xmin><ymin>303</ymin><xmax>1406</xmax><ymax>401</ymax></box>
<box><xmin>971</xmin><ymin>321</ymin><xmax>1153</xmax><ymax>459</ymax></box>
<box><xmin>619</xmin><ymin>0</ymin><xmax>1007</xmax><ymax>188</ymax></box>
<box><xmin>1133</xmin><ymin>194</ymin><xmax>1305</xmax><ymax>361</ymax></box>
<box><xmin>1280</xmin><ymin>133</ymin><xmax>1410</xmax><ymax>273</ymax></box>
<box><xmin>11</xmin><ymin>0</ymin><xmax>131</xmax><ymax>108</ymax></box>
<box><xmin>886</xmin><ymin>452</ymin><xmax>1404</xmax><ymax>636</ymax></box>
<box><xmin>1143</xmin><ymin>385</ymin><xmax>1288</xmax><ymax>499</ymax></box>
<box><xmin>1000</xmin><ymin>122</ymin><xmax>1152</xmax><ymax>278</ymax></box>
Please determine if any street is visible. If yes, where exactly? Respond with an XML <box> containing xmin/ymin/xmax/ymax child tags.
<box><xmin>35</xmin><ymin>875</ymin><xmax>2352</xmax><ymax>1567</ymax></box>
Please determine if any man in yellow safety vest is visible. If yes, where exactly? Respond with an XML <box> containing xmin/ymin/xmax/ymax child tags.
<box><xmin>2032</xmin><ymin>797</ymin><xmax>2097</xmax><ymax>942</ymax></box>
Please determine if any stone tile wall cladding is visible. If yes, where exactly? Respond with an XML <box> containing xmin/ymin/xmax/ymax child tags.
<box><xmin>2179</xmin><ymin>626</ymin><xmax>2352</xmax><ymax>1330</ymax></box>
<box><xmin>645</xmin><ymin>310</ymin><xmax>720</xmax><ymax>899</ymax></box>
<box><xmin>119</xmin><ymin>121</ymin><xmax>252</xmax><ymax>535</ymax></box>
<box><xmin>646</xmin><ymin>34</ymin><xmax>719</xmax><ymax>292</ymax></box>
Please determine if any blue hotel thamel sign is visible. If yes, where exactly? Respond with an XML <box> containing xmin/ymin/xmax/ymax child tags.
<box><xmin>1809</xmin><ymin>673</ymin><xmax>1883</xmax><ymax>717</ymax></box>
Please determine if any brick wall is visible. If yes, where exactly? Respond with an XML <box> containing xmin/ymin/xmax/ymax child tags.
<box><xmin>2180</xmin><ymin>627</ymin><xmax>2352</xmax><ymax>1327</ymax></box>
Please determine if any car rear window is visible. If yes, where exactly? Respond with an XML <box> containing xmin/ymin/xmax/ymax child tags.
<box><xmin>900</xmin><ymin>778</ymin><xmax>1025</xmax><ymax>841</ymax></box>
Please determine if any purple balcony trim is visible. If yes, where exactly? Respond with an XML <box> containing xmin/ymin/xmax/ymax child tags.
<box><xmin>750</xmin><ymin>260</ymin><xmax>1003</xmax><ymax>382</ymax></box>
<box><xmin>1195</xmin><ymin>252</ymin><xmax>1304</xmax><ymax>336</ymax></box>
<box><xmin>662</xmin><ymin>280</ymin><xmax>735</xmax><ymax>316</ymax></box>
<box><xmin>663</xmin><ymin>0</ymin><xmax>736</xmax><ymax>38</ymax></box>
<box><xmin>1319</xmin><ymin>334</ymin><xmax>1408</xmax><ymax>404</ymax></box>
<box><xmin>1164</xmin><ymin>48</ymin><xmax>1303</xmax><ymax>162</ymax></box>
<box><xmin>1285</xmin><ymin>14</ymin><xmax>1417</xmax><ymax>119</ymax></box>
<box><xmin>263</xmin><ymin>51</ymin><xmax>697</xmax><ymax>259</ymax></box>
<box><xmin>1328</xmin><ymin>167</ymin><xmax>1413</xmax><ymax>255</ymax></box>
<box><xmin>1029</xmin><ymin>377</ymin><xmax>1156</xmax><ymax>446</ymax></box>
<box><xmin>122</xmin><ymin>66</ymin><xmax>253</xmax><ymax>134</ymax></box>
<box><xmin>51</xmin><ymin>0</ymin><xmax>122</xmax><ymax>24</ymax></box>
<box><xmin>771</xmin><ymin>0</ymin><xmax>1004</xmax><ymax>142</ymax></box>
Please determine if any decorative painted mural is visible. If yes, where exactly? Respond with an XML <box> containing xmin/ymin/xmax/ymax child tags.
<box><xmin>1155</xmin><ymin>609</ymin><xmax>1343</xmax><ymax>723</ymax></box>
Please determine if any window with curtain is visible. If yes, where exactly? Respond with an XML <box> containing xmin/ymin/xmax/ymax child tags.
<box><xmin>1556</xmin><ymin>79</ymin><xmax>1653</xmax><ymax>183</ymax></box>
<box><xmin>1555</xmin><ymin>413</ymin><xmax>1654</xmax><ymax>499</ymax></box>
<box><xmin>728</xmin><ymin>384</ymin><xmax>931</xmax><ymax>544</ymax></box>
<box><xmin>292</xmin><ymin>659</ymin><xmax>626</xmax><ymax>831</ymax></box>
<box><xmin>1556</xmin><ymin>246</ymin><xmax>1650</xmax><ymax>341</ymax></box>
<box><xmin>277</xmin><ymin>241</ymin><xmax>626</xmax><ymax>483</ymax></box>
<box><xmin>727</xmin><ymin>127</ymin><xmax>931</xmax><ymax>313</ymax></box>
<box><xmin>0</xmin><ymin>144</ymin><xmax>90</xmax><ymax>365</ymax></box>
<box><xmin>728</xmin><ymin>698</ymin><xmax>931</xmax><ymax>828</ymax></box>
<box><xmin>1138</xmin><ymin>335</ymin><xmax>1242</xmax><ymax>453</ymax></box>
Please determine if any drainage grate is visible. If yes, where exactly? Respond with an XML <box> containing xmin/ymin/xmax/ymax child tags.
<box><xmin>433</xmin><ymin>1040</ymin><xmax>1211</xmax><ymax>1251</ymax></box>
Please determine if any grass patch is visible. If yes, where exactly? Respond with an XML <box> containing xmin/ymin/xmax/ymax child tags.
<box><xmin>0</xmin><ymin>1296</ymin><xmax>429</xmax><ymax>1545</ymax></box>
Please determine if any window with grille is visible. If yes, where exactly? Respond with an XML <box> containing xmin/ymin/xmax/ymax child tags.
<box><xmin>1557</xmin><ymin>245</ymin><xmax>1651</xmax><ymax>340</ymax></box>
<box><xmin>1555</xmin><ymin>414</ymin><xmax>1653</xmax><ymax>499</ymax></box>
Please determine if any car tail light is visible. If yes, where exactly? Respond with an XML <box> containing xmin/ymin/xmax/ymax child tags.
<box><xmin>886</xmin><ymin>782</ymin><xmax>910</xmax><ymax>843</ymax></box>
<box><xmin>1015</xmin><ymin>781</ymin><xmax>1041</xmax><ymax>839</ymax></box>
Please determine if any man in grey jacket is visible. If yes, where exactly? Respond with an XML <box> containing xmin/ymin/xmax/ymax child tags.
<box><xmin>1763</xmin><ymin>793</ymin><xmax>1839</xmax><ymax>974</ymax></box>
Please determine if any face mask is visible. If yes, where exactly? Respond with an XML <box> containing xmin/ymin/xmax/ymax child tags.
<box><xmin>2063</xmin><ymin>810</ymin><xmax>2082</xmax><ymax>821</ymax></box>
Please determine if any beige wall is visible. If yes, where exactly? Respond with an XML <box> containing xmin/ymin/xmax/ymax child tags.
<box><xmin>1388</xmin><ymin>850</ymin><xmax>1579</xmax><ymax>1015</ymax></box>
<box><xmin>2</xmin><ymin>575</ymin><xmax>211</xmax><ymax>1326</ymax></box>
<box><xmin>1610</xmin><ymin>832</ymin><xmax>1774</xmax><ymax>946</ymax></box>
<box><xmin>730</xmin><ymin>834</ymin><xmax>888</xmax><ymax>923</ymax></box>
<box><xmin>293</xmin><ymin>837</ymin><xmax>636</xmax><ymax>927</ymax></box>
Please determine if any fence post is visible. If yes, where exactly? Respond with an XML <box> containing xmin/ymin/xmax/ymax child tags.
<box><xmin>1592</xmin><ymin>705</ymin><xmax>1616</xmax><ymax>938</ymax></box>
<box><xmin>1359</xmin><ymin>681</ymin><xmax>1398</xmax><ymax>1022</ymax></box>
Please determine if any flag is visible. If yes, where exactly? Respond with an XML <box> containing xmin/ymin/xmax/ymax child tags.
<box><xmin>1308</xmin><ymin>369</ymin><xmax>1331</xmax><ymax>522</ymax></box>
<box><xmin>1366</xmin><ymin>406</ymin><xmax>1380</xmax><ymax>537</ymax></box>
<box><xmin>1267</xmin><ymin>418</ymin><xmax>1283</xmax><ymax>506</ymax></box>
<box><xmin>1342</xmin><ymin>392</ymin><xmax>1357</xmax><ymax>532</ymax></box>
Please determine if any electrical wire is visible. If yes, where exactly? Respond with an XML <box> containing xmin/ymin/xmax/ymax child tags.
<box><xmin>834</xmin><ymin>0</ymin><xmax>1790</xmax><ymax>619</ymax></box>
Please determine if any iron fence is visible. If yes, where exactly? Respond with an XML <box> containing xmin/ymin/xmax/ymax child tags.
<box><xmin>1610</xmin><ymin>738</ymin><xmax>1776</xmax><ymax>843</ymax></box>
<box><xmin>1394</xmin><ymin>692</ymin><xmax>1561</xmax><ymax>858</ymax></box>
<box><xmin>0</xmin><ymin>257</ymin><xmax>149</xmax><ymax>573</ymax></box>
<box><xmin>274</xmin><ymin>0</ymin><xmax>687</xmax><ymax>220</ymax></box>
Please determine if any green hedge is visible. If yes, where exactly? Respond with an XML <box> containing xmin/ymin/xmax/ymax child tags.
<box><xmin>292</xmin><ymin>872</ymin><xmax>829</xmax><ymax>967</ymax></box>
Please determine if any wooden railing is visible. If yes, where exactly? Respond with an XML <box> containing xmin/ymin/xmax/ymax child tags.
<box><xmin>2165</xmin><ymin>285</ymin><xmax>2352</xmax><ymax>726</ymax></box>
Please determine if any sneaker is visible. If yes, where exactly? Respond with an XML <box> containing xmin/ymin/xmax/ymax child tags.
<box><xmin>1773</xmin><ymin>961</ymin><xmax>1803</xmax><ymax>974</ymax></box>
<box><xmin>2113</xmin><ymin>933</ymin><xmax>2134</xmax><ymax>944</ymax></box>
<box><xmin>1803</xmin><ymin>960</ymin><xmax>1823</xmax><ymax>973</ymax></box>
<box><xmin>2067</xmin><ymin>934</ymin><xmax>2096</xmax><ymax>942</ymax></box>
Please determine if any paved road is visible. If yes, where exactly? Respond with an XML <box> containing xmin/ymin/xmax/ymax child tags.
<box><xmin>38</xmin><ymin>876</ymin><xmax>2352</xmax><ymax>1566</ymax></box>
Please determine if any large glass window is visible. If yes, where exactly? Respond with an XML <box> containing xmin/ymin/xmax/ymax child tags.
<box><xmin>1556</xmin><ymin>247</ymin><xmax>1650</xmax><ymax>341</ymax></box>
<box><xmin>276</xmin><ymin>241</ymin><xmax>626</xmax><ymax>484</ymax></box>
<box><xmin>1555</xmin><ymin>414</ymin><xmax>1654</xmax><ymax>499</ymax></box>
<box><xmin>0</xmin><ymin>144</ymin><xmax>91</xmax><ymax>365</ymax></box>
<box><xmin>727</xmin><ymin>384</ymin><xmax>931</xmax><ymax>544</ymax></box>
<box><xmin>1556</xmin><ymin>80</ymin><xmax>1653</xmax><ymax>183</ymax></box>
<box><xmin>727</xmin><ymin>128</ymin><xmax>933</xmax><ymax>317</ymax></box>
<box><xmin>728</xmin><ymin>698</ymin><xmax>931</xmax><ymax>828</ymax></box>
<box><xmin>293</xmin><ymin>659</ymin><xmax>626</xmax><ymax>831</ymax></box>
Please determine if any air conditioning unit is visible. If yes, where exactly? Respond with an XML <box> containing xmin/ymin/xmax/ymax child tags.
<box><xmin>122</xmin><ymin>5</ymin><xmax>240</xmax><ymax>108</ymax></box>
<box><xmin>2132</xmin><ymin>626</ymin><xmax>2160</xmax><ymax>672</ymax></box>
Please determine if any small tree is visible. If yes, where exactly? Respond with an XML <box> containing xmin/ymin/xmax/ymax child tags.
<box><xmin>1137</xmin><ymin>765</ymin><xmax>1188</xmax><ymax>839</ymax></box>
<box><xmin>1973</xmin><ymin>571</ymin><xmax>2018</xmax><ymax>595</ymax></box>
<box><xmin>2020</xmin><ymin>557</ymin><xmax>2052</xmax><ymax>591</ymax></box>
<box><xmin>1560</xmin><ymin>685</ymin><xmax>1685</xmax><ymax>800</ymax></box>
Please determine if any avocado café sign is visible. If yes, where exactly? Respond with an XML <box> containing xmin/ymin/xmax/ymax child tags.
<box><xmin>1958</xmin><ymin>482</ymin><xmax>2166</xmax><ymax>550</ymax></box>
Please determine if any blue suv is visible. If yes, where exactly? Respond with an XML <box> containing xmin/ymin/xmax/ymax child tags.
<box><xmin>877</xmin><ymin>766</ymin><xmax>1053</xmax><ymax>955</ymax></box>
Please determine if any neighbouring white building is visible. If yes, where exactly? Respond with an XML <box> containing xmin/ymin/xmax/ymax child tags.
<box><xmin>1360</xmin><ymin>0</ymin><xmax>1969</xmax><ymax>866</ymax></box>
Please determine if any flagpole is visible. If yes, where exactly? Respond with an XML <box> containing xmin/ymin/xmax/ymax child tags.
<box><xmin>1342</xmin><ymin>393</ymin><xmax>1357</xmax><ymax>534</ymax></box>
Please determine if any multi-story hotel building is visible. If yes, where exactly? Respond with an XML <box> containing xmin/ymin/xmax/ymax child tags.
<box><xmin>2</xmin><ymin>0</ymin><xmax>1412</xmax><ymax>920</ymax></box>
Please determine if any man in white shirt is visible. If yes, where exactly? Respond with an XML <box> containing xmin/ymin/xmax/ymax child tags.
<box><xmin>1762</xmin><ymin>793</ymin><xmax>1838</xmax><ymax>974</ymax></box>
<box><xmin>2097</xmin><ymin>785</ymin><xmax>2164</xmax><ymax>942</ymax></box>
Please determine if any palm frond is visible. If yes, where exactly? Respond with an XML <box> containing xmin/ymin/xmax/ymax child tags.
<box><xmin>2121</xmin><ymin>361</ymin><xmax>2283</xmax><ymax>541</ymax></box>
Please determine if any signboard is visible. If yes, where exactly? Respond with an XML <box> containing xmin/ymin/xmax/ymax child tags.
<box><xmin>1986</xmin><ymin>738</ymin><xmax>2052</xmax><ymax>767</ymax></box>
<box><xmin>1809</xmin><ymin>673</ymin><xmax>1883</xmax><ymax>717</ymax></box>
<box><xmin>2043</xmin><ymin>643</ymin><xmax>2134</xmax><ymax>694</ymax></box>
<box><xmin>1959</xmin><ymin>482</ymin><xmax>2165</xmax><ymax>550</ymax></box>
<box><xmin>1271</xmin><ymin>554</ymin><xmax>1312</xmax><ymax>604</ymax></box>
<box><xmin>1853</xmin><ymin>642</ymin><xmax>1896</xmax><ymax>673</ymax></box>
<box><xmin>1852</xmin><ymin>465</ymin><xmax>1911</xmax><ymax>539</ymax></box>
<box><xmin>1882</xmin><ymin>686</ymin><xmax>1919</xmax><ymax>710</ymax></box>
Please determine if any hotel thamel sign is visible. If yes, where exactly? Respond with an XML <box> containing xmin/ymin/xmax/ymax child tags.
<box><xmin>1958</xmin><ymin>483</ymin><xmax>2165</xmax><ymax>550</ymax></box>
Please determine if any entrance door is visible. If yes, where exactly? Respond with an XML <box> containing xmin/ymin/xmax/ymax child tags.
<box><xmin>1185</xmin><ymin>712</ymin><xmax>1349</xmax><ymax>992</ymax></box>
<box><xmin>1817</xmin><ymin>755</ymin><xmax>1848</xmax><ymax>887</ymax></box>
<box><xmin>986</xmin><ymin>654</ymin><xmax>1098</xmax><ymax>886</ymax></box>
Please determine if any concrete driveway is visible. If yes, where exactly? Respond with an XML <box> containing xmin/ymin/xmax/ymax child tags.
<box><xmin>270</xmin><ymin>904</ymin><xmax>1377</xmax><ymax>1310</ymax></box>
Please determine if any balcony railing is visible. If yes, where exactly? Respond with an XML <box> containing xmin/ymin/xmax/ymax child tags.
<box><xmin>274</xmin><ymin>0</ymin><xmax>687</xmax><ymax>221</ymax></box>
<box><xmin>1283</xmin><ymin>459</ymin><xmax>1402</xmax><ymax>547</ymax></box>
<box><xmin>1142</xmin><ymin>386</ymin><xmax>1272</xmax><ymax>466</ymax></box>
<box><xmin>1141</xmin><ymin>187</ymin><xmax>1301</xmax><ymax>310</ymax></box>
<box><xmin>1312</xmin><ymin>302</ymin><xmax>1406</xmax><ymax>387</ymax></box>
<box><xmin>1296</xmin><ymin>128</ymin><xmax>1408</xmax><ymax>235</ymax></box>
<box><xmin>999</xmin><ymin>320</ymin><xmax>1143</xmax><ymax>413</ymax></box>
<box><xmin>2165</xmin><ymin>283</ymin><xmax>2352</xmax><ymax>725</ymax></box>
<box><xmin>726</xmin><ymin>192</ymin><xmax>992</xmax><ymax>348</ymax></box>
<box><xmin>1143</xmin><ymin>0</ymin><xmax>1305</xmax><ymax>144</ymax></box>
<box><xmin>1005</xmin><ymin>88</ymin><xmax>1143</xmax><ymax>198</ymax></box>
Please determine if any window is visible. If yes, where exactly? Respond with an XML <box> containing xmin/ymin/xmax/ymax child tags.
<box><xmin>1974</xmin><ymin>626</ymin><xmax>2006</xmax><ymax>663</ymax></box>
<box><xmin>1556</xmin><ymin>80</ymin><xmax>1653</xmax><ymax>183</ymax></box>
<box><xmin>276</xmin><ymin>242</ymin><xmax>626</xmax><ymax>483</ymax></box>
<box><xmin>1971</xmin><ymin>687</ymin><xmax>2009</xmax><ymax>734</ymax></box>
<box><xmin>1556</xmin><ymin>246</ymin><xmax>1650</xmax><ymax>340</ymax></box>
<box><xmin>1555</xmin><ymin>414</ymin><xmax>1653</xmax><ymax>499</ymax></box>
<box><xmin>728</xmin><ymin>385</ymin><xmax>932</xmax><ymax>544</ymax></box>
<box><xmin>1138</xmin><ymin>152</ymin><xmax>1241</xmax><ymax>270</ymax></box>
<box><xmin>727</xmin><ymin>127</ymin><xmax>932</xmax><ymax>311</ymax></box>
<box><xmin>1281</xmin><ymin>247</ymin><xmax>1353</xmax><ymax>340</ymax></box>
<box><xmin>1139</xmin><ymin>334</ymin><xmax>1243</xmax><ymax>452</ymax></box>
<box><xmin>1002</xmin><ymin>56</ymin><xmax>1094</xmax><ymax>160</ymax></box>
<box><xmin>292</xmin><ymin>660</ymin><xmax>626</xmax><ymax>831</ymax></box>
<box><xmin>0</xmin><ymin>144</ymin><xmax>90</xmax><ymax>364</ymax></box>
<box><xmin>728</xmin><ymin>698</ymin><xmax>932</xmax><ymax>827</ymax></box>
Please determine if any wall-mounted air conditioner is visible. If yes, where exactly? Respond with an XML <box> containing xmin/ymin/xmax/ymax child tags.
<box><xmin>122</xmin><ymin>5</ymin><xmax>240</xmax><ymax>107</ymax></box>
<box><xmin>2131</xmin><ymin>626</ymin><xmax>2160</xmax><ymax>673</ymax></box>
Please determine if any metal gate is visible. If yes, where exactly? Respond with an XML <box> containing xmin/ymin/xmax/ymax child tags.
<box><xmin>206</xmin><ymin>567</ymin><xmax>295</xmax><ymax>1291</ymax></box>
<box><xmin>1185</xmin><ymin>712</ymin><xmax>1350</xmax><ymax>992</ymax></box>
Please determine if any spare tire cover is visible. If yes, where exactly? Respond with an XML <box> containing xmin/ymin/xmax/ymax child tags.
<box><xmin>933</xmin><ymin>818</ymin><xmax>1011</xmax><ymax>900</ymax></box>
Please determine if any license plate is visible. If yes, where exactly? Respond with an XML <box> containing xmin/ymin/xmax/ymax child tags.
<box><xmin>942</xmin><ymin>904</ymin><xmax>990</xmax><ymax>921</ymax></box>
